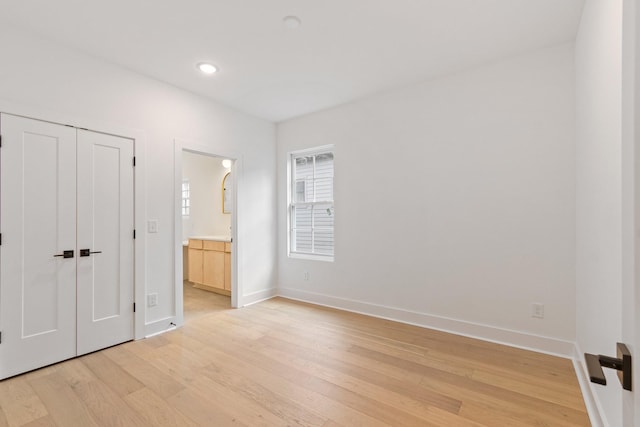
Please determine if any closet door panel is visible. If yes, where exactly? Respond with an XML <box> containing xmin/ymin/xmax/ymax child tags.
<box><xmin>0</xmin><ymin>114</ymin><xmax>77</xmax><ymax>379</ymax></box>
<box><xmin>76</xmin><ymin>129</ymin><xmax>134</xmax><ymax>356</ymax></box>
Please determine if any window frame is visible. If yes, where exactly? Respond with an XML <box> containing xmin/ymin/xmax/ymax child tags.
<box><xmin>287</xmin><ymin>145</ymin><xmax>335</xmax><ymax>262</ymax></box>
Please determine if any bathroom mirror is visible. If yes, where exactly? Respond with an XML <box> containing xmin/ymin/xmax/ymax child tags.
<box><xmin>222</xmin><ymin>172</ymin><xmax>231</xmax><ymax>214</ymax></box>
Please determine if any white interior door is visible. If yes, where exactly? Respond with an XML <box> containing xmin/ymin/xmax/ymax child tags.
<box><xmin>0</xmin><ymin>114</ymin><xmax>78</xmax><ymax>379</ymax></box>
<box><xmin>76</xmin><ymin>129</ymin><xmax>134</xmax><ymax>355</ymax></box>
<box><xmin>0</xmin><ymin>115</ymin><xmax>135</xmax><ymax>379</ymax></box>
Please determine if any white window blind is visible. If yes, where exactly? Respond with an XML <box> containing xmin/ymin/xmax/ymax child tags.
<box><xmin>289</xmin><ymin>147</ymin><xmax>334</xmax><ymax>260</ymax></box>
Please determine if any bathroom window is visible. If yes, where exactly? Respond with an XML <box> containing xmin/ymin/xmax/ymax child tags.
<box><xmin>181</xmin><ymin>180</ymin><xmax>190</xmax><ymax>217</ymax></box>
<box><xmin>289</xmin><ymin>146</ymin><xmax>334</xmax><ymax>261</ymax></box>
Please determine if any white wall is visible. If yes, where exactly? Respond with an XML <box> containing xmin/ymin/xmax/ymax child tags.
<box><xmin>0</xmin><ymin>25</ymin><xmax>277</xmax><ymax>334</ymax></box>
<box><xmin>182</xmin><ymin>151</ymin><xmax>231</xmax><ymax>241</ymax></box>
<box><xmin>575</xmin><ymin>0</ymin><xmax>624</xmax><ymax>425</ymax></box>
<box><xmin>277</xmin><ymin>44</ymin><xmax>576</xmax><ymax>354</ymax></box>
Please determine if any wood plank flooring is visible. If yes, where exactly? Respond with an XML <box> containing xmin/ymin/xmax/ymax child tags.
<box><xmin>0</xmin><ymin>282</ymin><xmax>591</xmax><ymax>426</ymax></box>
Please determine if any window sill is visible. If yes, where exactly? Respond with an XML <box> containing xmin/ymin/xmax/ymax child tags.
<box><xmin>289</xmin><ymin>252</ymin><xmax>334</xmax><ymax>263</ymax></box>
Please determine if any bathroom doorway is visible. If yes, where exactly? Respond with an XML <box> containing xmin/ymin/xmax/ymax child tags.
<box><xmin>174</xmin><ymin>142</ymin><xmax>238</xmax><ymax>325</ymax></box>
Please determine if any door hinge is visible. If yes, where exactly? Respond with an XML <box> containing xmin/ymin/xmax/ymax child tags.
<box><xmin>0</xmin><ymin>134</ymin><xmax>3</xmax><ymax>147</ymax></box>
<box><xmin>0</xmin><ymin>331</ymin><xmax>2</xmax><ymax>344</ymax></box>
<box><xmin>133</xmin><ymin>229</ymin><xmax>136</xmax><ymax>239</ymax></box>
<box><xmin>133</xmin><ymin>303</ymin><xmax>136</xmax><ymax>313</ymax></box>
<box><xmin>133</xmin><ymin>157</ymin><xmax>136</xmax><ymax>167</ymax></box>
<box><xmin>0</xmin><ymin>233</ymin><xmax>2</xmax><ymax>245</ymax></box>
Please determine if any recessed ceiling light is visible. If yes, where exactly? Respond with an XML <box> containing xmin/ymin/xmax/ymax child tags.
<box><xmin>197</xmin><ymin>62</ymin><xmax>218</xmax><ymax>75</ymax></box>
<box><xmin>283</xmin><ymin>16</ymin><xmax>301</xmax><ymax>29</ymax></box>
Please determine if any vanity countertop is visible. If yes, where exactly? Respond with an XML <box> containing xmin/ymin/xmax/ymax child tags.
<box><xmin>188</xmin><ymin>235</ymin><xmax>231</xmax><ymax>243</ymax></box>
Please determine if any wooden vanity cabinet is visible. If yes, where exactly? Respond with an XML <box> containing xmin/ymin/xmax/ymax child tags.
<box><xmin>187</xmin><ymin>240</ymin><xmax>203</xmax><ymax>284</ymax></box>
<box><xmin>203</xmin><ymin>240</ymin><xmax>225</xmax><ymax>290</ymax></box>
<box><xmin>188</xmin><ymin>239</ymin><xmax>232</xmax><ymax>295</ymax></box>
<box><xmin>224</xmin><ymin>244</ymin><xmax>231</xmax><ymax>291</ymax></box>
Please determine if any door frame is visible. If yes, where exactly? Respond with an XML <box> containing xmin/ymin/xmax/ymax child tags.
<box><xmin>630</xmin><ymin>0</ymin><xmax>640</xmax><ymax>423</ymax></box>
<box><xmin>0</xmin><ymin>99</ymin><xmax>147</xmax><ymax>341</ymax></box>
<box><xmin>622</xmin><ymin>0</ymin><xmax>639</xmax><ymax>425</ymax></box>
<box><xmin>173</xmin><ymin>138</ymin><xmax>241</xmax><ymax>326</ymax></box>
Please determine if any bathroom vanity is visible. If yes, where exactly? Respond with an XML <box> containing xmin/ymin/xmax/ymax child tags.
<box><xmin>187</xmin><ymin>236</ymin><xmax>232</xmax><ymax>295</ymax></box>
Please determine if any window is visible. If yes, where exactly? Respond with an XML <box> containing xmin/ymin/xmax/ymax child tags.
<box><xmin>289</xmin><ymin>146</ymin><xmax>334</xmax><ymax>260</ymax></box>
<box><xmin>181</xmin><ymin>180</ymin><xmax>190</xmax><ymax>216</ymax></box>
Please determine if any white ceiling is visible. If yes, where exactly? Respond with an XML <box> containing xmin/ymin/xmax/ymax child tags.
<box><xmin>0</xmin><ymin>0</ymin><xmax>585</xmax><ymax>122</ymax></box>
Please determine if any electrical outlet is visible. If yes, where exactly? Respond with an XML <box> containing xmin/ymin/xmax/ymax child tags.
<box><xmin>303</xmin><ymin>271</ymin><xmax>309</xmax><ymax>281</ymax></box>
<box><xmin>147</xmin><ymin>293</ymin><xmax>158</xmax><ymax>307</ymax></box>
<box><xmin>147</xmin><ymin>220</ymin><xmax>158</xmax><ymax>233</ymax></box>
<box><xmin>531</xmin><ymin>303</ymin><xmax>544</xmax><ymax>319</ymax></box>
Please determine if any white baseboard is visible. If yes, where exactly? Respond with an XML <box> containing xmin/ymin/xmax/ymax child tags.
<box><xmin>573</xmin><ymin>344</ymin><xmax>607</xmax><ymax>427</ymax></box>
<box><xmin>144</xmin><ymin>316</ymin><xmax>177</xmax><ymax>338</ymax></box>
<box><xmin>240</xmin><ymin>287</ymin><xmax>278</xmax><ymax>307</ymax></box>
<box><xmin>277</xmin><ymin>287</ymin><xmax>575</xmax><ymax>358</ymax></box>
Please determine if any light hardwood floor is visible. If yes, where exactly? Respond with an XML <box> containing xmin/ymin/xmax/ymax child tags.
<box><xmin>0</xmin><ymin>282</ymin><xmax>590</xmax><ymax>426</ymax></box>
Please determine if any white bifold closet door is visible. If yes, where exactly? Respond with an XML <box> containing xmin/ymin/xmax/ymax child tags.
<box><xmin>0</xmin><ymin>114</ymin><xmax>134</xmax><ymax>379</ymax></box>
